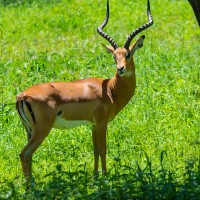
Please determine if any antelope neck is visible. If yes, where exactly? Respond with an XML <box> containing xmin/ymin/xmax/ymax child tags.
<box><xmin>108</xmin><ymin>62</ymin><xmax>136</xmax><ymax>110</ymax></box>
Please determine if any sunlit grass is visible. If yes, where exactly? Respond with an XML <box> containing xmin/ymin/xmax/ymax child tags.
<box><xmin>0</xmin><ymin>0</ymin><xmax>200</xmax><ymax>199</ymax></box>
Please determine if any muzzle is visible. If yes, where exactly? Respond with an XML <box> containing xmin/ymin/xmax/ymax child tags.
<box><xmin>117</xmin><ymin>66</ymin><xmax>126</xmax><ymax>76</ymax></box>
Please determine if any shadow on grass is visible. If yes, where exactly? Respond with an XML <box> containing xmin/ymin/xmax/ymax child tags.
<box><xmin>1</xmin><ymin>157</ymin><xmax>200</xmax><ymax>200</ymax></box>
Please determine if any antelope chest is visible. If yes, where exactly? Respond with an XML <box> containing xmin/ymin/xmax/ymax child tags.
<box><xmin>53</xmin><ymin>117</ymin><xmax>93</xmax><ymax>130</ymax></box>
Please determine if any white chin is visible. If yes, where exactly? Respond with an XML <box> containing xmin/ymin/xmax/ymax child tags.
<box><xmin>118</xmin><ymin>71</ymin><xmax>132</xmax><ymax>77</ymax></box>
<box><xmin>118</xmin><ymin>72</ymin><xmax>125</xmax><ymax>77</ymax></box>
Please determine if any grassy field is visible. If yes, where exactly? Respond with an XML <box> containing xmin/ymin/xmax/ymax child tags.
<box><xmin>0</xmin><ymin>0</ymin><xmax>199</xmax><ymax>199</ymax></box>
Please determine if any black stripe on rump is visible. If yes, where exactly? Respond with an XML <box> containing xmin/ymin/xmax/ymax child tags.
<box><xmin>16</xmin><ymin>100</ymin><xmax>32</xmax><ymax>132</ymax></box>
<box><xmin>24</xmin><ymin>100</ymin><xmax>36</xmax><ymax>123</ymax></box>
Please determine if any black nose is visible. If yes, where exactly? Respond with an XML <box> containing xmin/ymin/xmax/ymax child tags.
<box><xmin>118</xmin><ymin>66</ymin><xmax>124</xmax><ymax>72</ymax></box>
<box><xmin>118</xmin><ymin>66</ymin><xmax>125</xmax><ymax>75</ymax></box>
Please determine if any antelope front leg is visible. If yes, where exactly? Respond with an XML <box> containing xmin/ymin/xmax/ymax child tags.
<box><xmin>92</xmin><ymin>125</ymin><xmax>99</xmax><ymax>174</ymax></box>
<box><xmin>95</xmin><ymin>121</ymin><xmax>107</xmax><ymax>175</ymax></box>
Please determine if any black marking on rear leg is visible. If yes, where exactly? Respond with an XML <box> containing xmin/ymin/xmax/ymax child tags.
<box><xmin>24</xmin><ymin>100</ymin><xmax>35</xmax><ymax>123</ymax></box>
<box><xmin>57</xmin><ymin>110</ymin><xmax>62</xmax><ymax>116</ymax></box>
<box><xmin>17</xmin><ymin>100</ymin><xmax>32</xmax><ymax>133</ymax></box>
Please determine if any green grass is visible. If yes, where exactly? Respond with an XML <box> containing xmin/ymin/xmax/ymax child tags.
<box><xmin>0</xmin><ymin>0</ymin><xmax>200</xmax><ymax>199</ymax></box>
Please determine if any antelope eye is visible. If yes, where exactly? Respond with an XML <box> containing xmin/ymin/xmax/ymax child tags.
<box><xmin>126</xmin><ymin>51</ymin><xmax>130</xmax><ymax>59</ymax></box>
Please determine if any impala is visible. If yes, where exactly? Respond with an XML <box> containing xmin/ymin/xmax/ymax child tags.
<box><xmin>16</xmin><ymin>0</ymin><xmax>153</xmax><ymax>184</ymax></box>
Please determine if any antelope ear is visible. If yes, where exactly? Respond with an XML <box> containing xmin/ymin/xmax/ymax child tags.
<box><xmin>130</xmin><ymin>35</ymin><xmax>145</xmax><ymax>55</ymax></box>
<box><xmin>101</xmin><ymin>43</ymin><xmax>115</xmax><ymax>54</ymax></box>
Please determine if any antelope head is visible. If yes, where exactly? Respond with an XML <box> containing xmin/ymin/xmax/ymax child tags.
<box><xmin>97</xmin><ymin>0</ymin><xmax>153</xmax><ymax>77</ymax></box>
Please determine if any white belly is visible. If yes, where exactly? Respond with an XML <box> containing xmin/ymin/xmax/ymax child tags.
<box><xmin>53</xmin><ymin>117</ymin><xmax>93</xmax><ymax>129</ymax></box>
